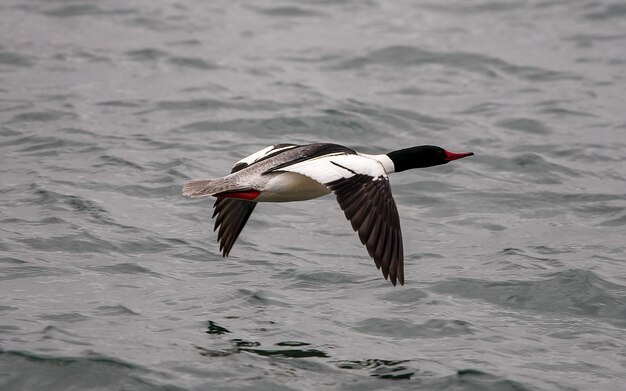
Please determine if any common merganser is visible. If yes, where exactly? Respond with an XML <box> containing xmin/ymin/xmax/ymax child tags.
<box><xmin>182</xmin><ymin>143</ymin><xmax>473</xmax><ymax>286</ymax></box>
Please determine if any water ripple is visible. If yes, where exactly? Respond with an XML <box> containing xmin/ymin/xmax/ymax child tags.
<box><xmin>1</xmin><ymin>0</ymin><xmax>625</xmax><ymax>389</ymax></box>
<box><xmin>354</xmin><ymin>318</ymin><xmax>474</xmax><ymax>339</ymax></box>
<box><xmin>331</xmin><ymin>45</ymin><xmax>580</xmax><ymax>81</ymax></box>
<box><xmin>432</xmin><ymin>269</ymin><xmax>626</xmax><ymax>326</ymax></box>
<box><xmin>252</xmin><ymin>5</ymin><xmax>326</xmax><ymax>18</ymax></box>
<box><xmin>0</xmin><ymin>51</ymin><xmax>34</xmax><ymax>67</ymax></box>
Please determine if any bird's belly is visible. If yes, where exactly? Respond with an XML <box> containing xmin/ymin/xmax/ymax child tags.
<box><xmin>255</xmin><ymin>172</ymin><xmax>331</xmax><ymax>202</ymax></box>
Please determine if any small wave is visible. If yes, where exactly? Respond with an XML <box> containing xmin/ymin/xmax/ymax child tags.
<box><xmin>353</xmin><ymin>317</ymin><xmax>474</xmax><ymax>339</ymax></box>
<box><xmin>125</xmin><ymin>48</ymin><xmax>169</xmax><ymax>61</ymax></box>
<box><xmin>17</xmin><ymin>233</ymin><xmax>118</xmax><ymax>254</ymax></box>
<box><xmin>40</xmin><ymin>4</ymin><xmax>134</xmax><ymax>18</ymax></box>
<box><xmin>250</xmin><ymin>5</ymin><xmax>326</xmax><ymax>18</ymax></box>
<box><xmin>1</xmin><ymin>134</ymin><xmax>95</xmax><ymax>159</ymax></box>
<box><xmin>0</xmin><ymin>125</ymin><xmax>22</xmax><ymax>137</ymax></box>
<box><xmin>26</xmin><ymin>187</ymin><xmax>115</xmax><ymax>225</ymax></box>
<box><xmin>38</xmin><ymin>312</ymin><xmax>89</xmax><ymax>323</ymax></box>
<box><xmin>52</xmin><ymin>49</ymin><xmax>111</xmax><ymax>64</ymax></box>
<box><xmin>234</xmin><ymin>288</ymin><xmax>293</xmax><ymax>308</ymax></box>
<box><xmin>0</xmin><ymin>50</ymin><xmax>34</xmax><ymax>67</ymax></box>
<box><xmin>96</xmin><ymin>100</ymin><xmax>146</xmax><ymax>108</ymax></box>
<box><xmin>86</xmin><ymin>263</ymin><xmax>156</xmax><ymax>276</ymax></box>
<box><xmin>95</xmin><ymin>154</ymin><xmax>144</xmax><ymax>171</ymax></box>
<box><xmin>330</xmin><ymin>45</ymin><xmax>580</xmax><ymax>82</ymax></box>
<box><xmin>585</xmin><ymin>3</ymin><xmax>626</xmax><ymax>20</ymax></box>
<box><xmin>597</xmin><ymin>213</ymin><xmax>626</xmax><ymax>227</ymax></box>
<box><xmin>0</xmin><ymin>266</ymin><xmax>75</xmax><ymax>281</ymax></box>
<box><xmin>92</xmin><ymin>305</ymin><xmax>140</xmax><ymax>317</ymax></box>
<box><xmin>174</xmin><ymin>114</ymin><xmax>383</xmax><ymax>141</ymax></box>
<box><xmin>125</xmin><ymin>48</ymin><xmax>220</xmax><ymax>70</ymax></box>
<box><xmin>288</xmin><ymin>270</ymin><xmax>364</xmax><ymax>288</ymax></box>
<box><xmin>495</xmin><ymin>118</ymin><xmax>551</xmax><ymax>135</ymax></box>
<box><xmin>420</xmin><ymin>2</ymin><xmax>524</xmax><ymax>14</ymax></box>
<box><xmin>156</xmin><ymin>98</ymin><xmax>276</xmax><ymax>112</ymax></box>
<box><xmin>431</xmin><ymin>269</ymin><xmax>626</xmax><ymax>325</ymax></box>
<box><xmin>476</xmin><ymin>152</ymin><xmax>585</xmax><ymax>184</ymax></box>
<box><xmin>380</xmin><ymin>287</ymin><xmax>429</xmax><ymax>303</ymax></box>
<box><xmin>0</xmin><ymin>350</ymin><xmax>160</xmax><ymax>391</ymax></box>
<box><xmin>7</xmin><ymin>110</ymin><xmax>77</xmax><ymax>124</ymax></box>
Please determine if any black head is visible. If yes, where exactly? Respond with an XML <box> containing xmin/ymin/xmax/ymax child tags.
<box><xmin>387</xmin><ymin>145</ymin><xmax>474</xmax><ymax>172</ymax></box>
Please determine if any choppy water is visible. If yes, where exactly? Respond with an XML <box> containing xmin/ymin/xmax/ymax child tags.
<box><xmin>1</xmin><ymin>1</ymin><xmax>625</xmax><ymax>390</ymax></box>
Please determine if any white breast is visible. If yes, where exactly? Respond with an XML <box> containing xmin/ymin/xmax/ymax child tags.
<box><xmin>255</xmin><ymin>172</ymin><xmax>331</xmax><ymax>202</ymax></box>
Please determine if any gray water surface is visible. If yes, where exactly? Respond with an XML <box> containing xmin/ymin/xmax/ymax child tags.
<box><xmin>1</xmin><ymin>1</ymin><xmax>625</xmax><ymax>390</ymax></box>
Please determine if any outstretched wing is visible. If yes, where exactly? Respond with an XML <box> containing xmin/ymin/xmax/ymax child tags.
<box><xmin>277</xmin><ymin>155</ymin><xmax>404</xmax><ymax>286</ymax></box>
<box><xmin>212</xmin><ymin>197</ymin><xmax>256</xmax><ymax>257</ymax></box>
<box><xmin>212</xmin><ymin>144</ymin><xmax>298</xmax><ymax>256</ymax></box>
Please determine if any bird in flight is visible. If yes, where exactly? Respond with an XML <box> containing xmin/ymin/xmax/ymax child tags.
<box><xmin>183</xmin><ymin>143</ymin><xmax>473</xmax><ymax>286</ymax></box>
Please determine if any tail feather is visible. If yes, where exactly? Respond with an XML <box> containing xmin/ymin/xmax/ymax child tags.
<box><xmin>182</xmin><ymin>179</ymin><xmax>230</xmax><ymax>198</ymax></box>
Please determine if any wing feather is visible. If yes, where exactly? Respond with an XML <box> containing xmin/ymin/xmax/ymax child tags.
<box><xmin>327</xmin><ymin>175</ymin><xmax>404</xmax><ymax>285</ymax></box>
<box><xmin>212</xmin><ymin>197</ymin><xmax>256</xmax><ymax>257</ymax></box>
<box><xmin>278</xmin><ymin>155</ymin><xmax>405</xmax><ymax>286</ymax></box>
<box><xmin>211</xmin><ymin>145</ymin><xmax>297</xmax><ymax>257</ymax></box>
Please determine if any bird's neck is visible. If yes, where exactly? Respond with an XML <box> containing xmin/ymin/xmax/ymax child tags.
<box><xmin>357</xmin><ymin>153</ymin><xmax>396</xmax><ymax>174</ymax></box>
